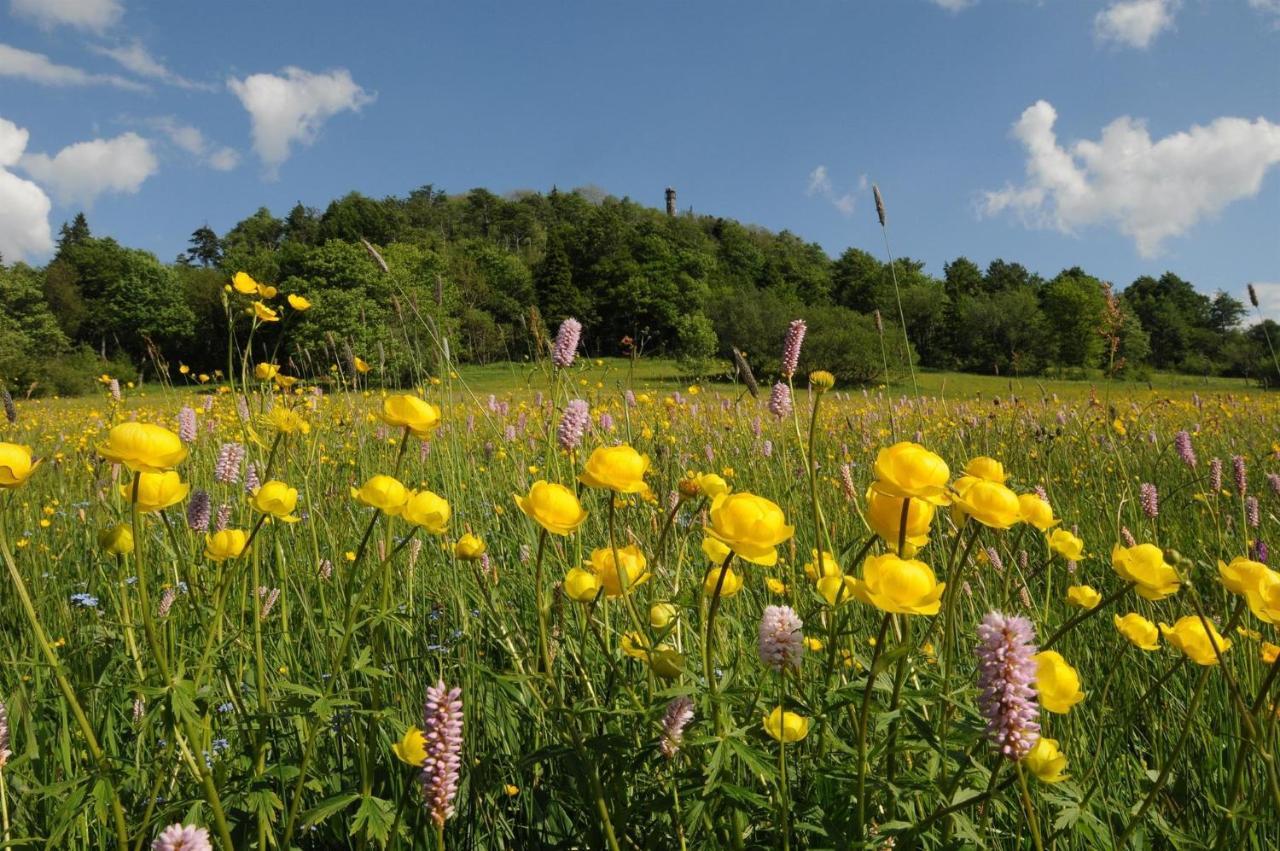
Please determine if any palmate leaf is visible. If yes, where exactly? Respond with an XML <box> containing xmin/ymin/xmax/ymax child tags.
<box><xmin>302</xmin><ymin>791</ymin><xmax>361</xmax><ymax>827</ymax></box>
<box><xmin>350</xmin><ymin>795</ymin><xmax>396</xmax><ymax>842</ymax></box>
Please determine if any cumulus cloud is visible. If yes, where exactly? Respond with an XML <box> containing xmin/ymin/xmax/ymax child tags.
<box><xmin>90</xmin><ymin>41</ymin><xmax>214</xmax><ymax>91</ymax></box>
<box><xmin>806</xmin><ymin>165</ymin><xmax>861</xmax><ymax>216</ymax></box>
<box><xmin>9</xmin><ymin>0</ymin><xmax>122</xmax><ymax>32</ymax></box>
<box><xmin>0</xmin><ymin>43</ymin><xmax>143</xmax><ymax>90</ymax></box>
<box><xmin>146</xmin><ymin>116</ymin><xmax>239</xmax><ymax>170</ymax></box>
<box><xmin>19</xmin><ymin>131</ymin><xmax>158</xmax><ymax>206</ymax></box>
<box><xmin>1094</xmin><ymin>0</ymin><xmax>1177</xmax><ymax>49</ymax></box>
<box><xmin>228</xmin><ymin>66</ymin><xmax>373</xmax><ymax>175</ymax></box>
<box><xmin>981</xmin><ymin>100</ymin><xmax>1280</xmax><ymax>257</ymax></box>
<box><xmin>0</xmin><ymin>117</ymin><xmax>54</xmax><ymax>262</ymax></box>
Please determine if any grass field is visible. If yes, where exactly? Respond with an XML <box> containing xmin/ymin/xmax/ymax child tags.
<box><xmin>0</xmin><ymin>347</ymin><xmax>1277</xmax><ymax>849</ymax></box>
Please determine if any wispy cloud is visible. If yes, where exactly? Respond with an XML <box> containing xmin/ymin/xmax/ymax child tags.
<box><xmin>90</xmin><ymin>41</ymin><xmax>216</xmax><ymax>91</ymax></box>
<box><xmin>145</xmin><ymin>116</ymin><xmax>239</xmax><ymax>171</ymax></box>
<box><xmin>928</xmin><ymin>0</ymin><xmax>978</xmax><ymax>12</ymax></box>
<box><xmin>806</xmin><ymin>165</ymin><xmax>862</xmax><ymax>217</ymax></box>
<box><xmin>9</xmin><ymin>0</ymin><xmax>123</xmax><ymax>33</ymax></box>
<box><xmin>0</xmin><ymin>42</ymin><xmax>145</xmax><ymax>90</ymax></box>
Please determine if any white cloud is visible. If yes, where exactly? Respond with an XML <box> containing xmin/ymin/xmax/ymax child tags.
<box><xmin>228</xmin><ymin>66</ymin><xmax>373</xmax><ymax>175</ymax></box>
<box><xmin>806</xmin><ymin>164</ymin><xmax>859</xmax><ymax>217</ymax></box>
<box><xmin>9</xmin><ymin>0</ymin><xmax>122</xmax><ymax>32</ymax></box>
<box><xmin>1246</xmin><ymin>282</ymin><xmax>1280</xmax><ymax>324</ymax></box>
<box><xmin>146</xmin><ymin>116</ymin><xmax>240</xmax><ymax>171</ymax></box>
<box><xmin>1248</xmin><ymin>0</ymin><xmax>1280</xmax><ymax>14</ymax></box>
<box><xmin>0</xmin><ymin>117</ymin><xmax>54</xmax><ymax>262</ymax></box>
<box><xmin>981</xmin><ymin>100</ymin><xmax>1280</xmax><ymax>257</ymax></box>
<box><xmin>0</xmin><ymin>43</ymin><xmax>143</xmax><ymax>90</ymax></box>
<box><xmin>90</xmin><ymin>41</ymin><xmax>214</xmax><ymax>91</ymax></box>
<box><xmin>19</xmin><ymin>131</ymin><xmax>158</xmax><ymax>206</ymax></box>
<box><xmin>929</xmin><ymin>0</ymin><xmax>977</xmax><ymax>11</ymax></box>
<box><xmin>1094</xmin><ymin>0</ymin><xmax>1177</xmax><ymax>49</ymax></box>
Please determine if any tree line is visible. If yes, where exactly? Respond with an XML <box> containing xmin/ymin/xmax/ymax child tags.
<box><xmin>1</xmin><ymin>185</ymin><xmax>1275</xmax><ymax>395</ymax></box>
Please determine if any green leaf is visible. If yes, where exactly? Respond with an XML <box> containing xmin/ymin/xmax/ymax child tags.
<box><xmin>302</xmin><ymin>791</ymin><xmax>361</xmax><ymax>826</ymax></box>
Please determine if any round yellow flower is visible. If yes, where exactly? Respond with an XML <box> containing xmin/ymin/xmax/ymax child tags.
<box><xmin>952</xmin><ymin>480</ymin><xmax>1021</xmax><ymax>529</ymax></box>
<box><xmin>1218</xmin><ymin>556</ymin><xmax>1271</xmax><ymax>596</ymax></box>
<box><xmin>694</xmin><ymin>472</ymin><xmax>730</xmax><ymax>498</ymax></box>
<box><xmin>809</xmin><ymin>370</ymin><xmax>835</xmax><ymax>392</ymax></box>
<box><xmin>231</xmin><ymin>271</ymin><xmax>259</xmax><ymax>294</ymax></box>
<box><xmin>250</xmin><ymin>480</ymin><xmax>300</xmax><ymax>522</ymax></box>
<box><xmin>705</xmin><ymin>492</ymin><xmax>794</xmax><ymax>567</ymax></box>
<box><xmin>1034</xmin><ymin>651</ymin><xmax>1085</xmax><ymax>714</ymax></box>
<box><xmin>704</xmin><ymin>566</ymin><xmax>743</xmax><ymax>598</ymax></box>
<box><xmin>586</xmin><ymin>545</ymin><xmax>649</xmax><ymax>597</ymax></box>
<box><xmin>817</xmin><ymin>574</ymin><xmax>859</xmax><ymax>607</ymax></box>
<box><xmin>579</xmin><ymin>444</ymin><xmax>650</xmax><ymax>494</ymax></box>
<box><xmin>1112</xmin><ymin>543</ymin><xmax>1180</xmax><ymax>601</ymax></box>
<box><xmin>252</xmin><ymin>301</ymin><xmax>279</xmax><ymax>322</ymax></box>
<box><xmin>391</xmin><ymin>727</ymin><xmax>426</xmax><ymax>766</ymax></box>
<box><xmin>454</xmin><ymin>533</ymin><xmax>486</xmax><ymax>560</ymax></box>
<box><xmin>1160</xmin><ymin>615</ymin><xmax>1231</xmax><ymax>665</ymax></box>
<box><xmin>563</xmin><ymin>567</ymin><xmax>602</xmax><ymax>602</ymax></box>
<box><xmin>702</xmin><ymin>536</ymin><xmax>732</xmax><ymax>565</ymax></box>
<box><xmin>204</xmin><ymin>529</ymin><xmax>249</xmax><ymax>562</ymax></box>
<box><xmin>763</xmin><ymin>707</ymin><xmax>809</xmax><ymax>743</ymax></box>
<box><xmin>871</xmin><ymin>442</ymin><xmax>951</xmax><ymax>505</ymax></box>
<box><xmin>354</xmin><ymin>356</ymin><xmax>371</xmax><ymax>374</ymax></box>
<box><xmin>287</xmin><ymin>293</ymin><xmax>311</xmax><ymax>311</ymax></box>
<box><xmin>97</xmin><ymin>523</ymin><xmax>134</xmax><ymax>555</ymax></box>
<box><xmin>1066</xmin><ymin>585</ymin><xmax>1102</xmax><ymax>609</ymax></box>
<box><xmin>1018</xmin><ymin>493</ymin><xmax>1060</xmax><ymax>531</ymax></box>
<box><xmin>1262</xmin><ymin>642</ymin><xmax>1279</xmax><ymax>665</ymax></box>
<box><xmin>121</xmin><ymin>471</ymin><xmax>190</xmax><ymax>513</ymax></box>
<box><xmin>351</xmin><ymin>474</ymin><xmax>410</xmax><ymax>515</ymax></box>
<box><xmin>965</xmin><ymin>456</ymin><xmax>1007</xmax><ymax>484</ymax></box>
<box><xmin>864</xmin><ymin>487</ymin><xmax>934</xmax><ymax>552</ymax></box>
<box><xmin>1024</xmin><ymin>737</ymin><xmax>1069</xmax><ymax>784</ymax></box>
<box><xmin>1244</xmin><ymin>569</ymin><xmax>1280</xmax><ymax>625</ymax></box>
<box><xmin>378</xmin><ymin>394</ymin><xmax>441</xmax><ymax>437</ymax></box>
<box><xmin>98</xmin><ymin>422</ymin><xmax>187</xmax><ymax>472</ymax></box>
<box><xmin>620</xmin><ymin>632</ymin><xmax>650</xmax><ymax>659</ymax></box>
<box><xmin>401</xmin><ymin>490</ymin><xmax>451</xmax><ymax>534</ymax></box>
<box><xmin>254</xmin><ymin>362</ymin><xmax>279</xmax><ymax>381</ymax></box>
<box><xmin>515</xmin><ymin>481</ymin><xmax>587</xmax><ymax>536</ymax></box>
<box><xmin>647</xmin><ymin>646</ymin><xmax>684</xmax><ymax>679</ymax></box>
<box><xmin>850</xmin><ymin>553</ymin><xmax>945</xmax><ymax>615</ymax></box>
<box><xmin>804</xmin><ymin>549</ymin><xmax>843</xmax><ymax>581</ymax></box>
<box><xmin>0</xmin><ymin>442</ymin><xmax>39</xmax><ymax>488</ymax></box>
<box><xmin>1047</xmin><ymin>529</ymin><xmax>1085</xmax><ymax>562</ymax></box>
<box><xmin>649</xmin><ymin>602</ymin><xmax>679</xmax><ymax>629</ymax></box>
<box><xmin>1114</xmin><ymin>613</ymin><xmax>1160</xmax><ymax>651</ymax></box>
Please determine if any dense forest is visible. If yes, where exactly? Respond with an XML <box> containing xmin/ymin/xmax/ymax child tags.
<box><xmin>1</xmin><ymin>185</ymin><xmax>1276</xmax><ymax>395</ymax></box>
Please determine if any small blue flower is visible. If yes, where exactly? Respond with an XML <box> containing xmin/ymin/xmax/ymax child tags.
<box><xmin>70</xmin><ymin>592</ymin><xmax>99</xmax><ymax>608</ymax></box>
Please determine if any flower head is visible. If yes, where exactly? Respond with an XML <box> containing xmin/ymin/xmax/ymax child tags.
<box><xmin>392</xmin><ymin>727</ymin><xmax>427</xmax><ymax>766</ymax></box>
<box><xmin>401</xmin><ymin>490</ymin><xmax>451</xmax><ymax>535</ymax></box>
<box><xmin>204</xmin><ymin>529</ymin><xmax>249</xmax><ymax>562</ymax></box>
<box><xmin>965</xmin><ymin>456</ymin><xmax>1007</xmax><ymax>484</ymax></box>
<box><xmin>1065</xmin><ymin>585</ymin><xmax>1102</xmax><ymax>609</ymax></box>
<box><xmin>351</xmin><ymin>474</ymin><xmax>410</xmax><ymax>515</ymax></box>
<box><xmin>953</xmin><ymin>479</ymin><xmax>1022</xmax><ymax>529</ymax></box>
<box><xmin>454</xmin><ymin>533</ymin><xmax>485</xmax><ymax>561</ymax></box>
<box><xmin>98</xmin><ymin>422</ymin><xmax>187</xmax><ymax>472</ymax></box>
<box><xmin>1034</xmin><ymin>651</ymin><xmax>1085</xmax><ymax>714</ymax></box>
<box><xmin>557</xmin><ymin>400</ymin><xmax>591</xmax><ymax>452</ymax></box>
<box><xmin>122</xmin><ymin>471</ymin><xmax>190</xmax><ymax>513</ymax></box>
<box><xmin>864</xmin><ymin>488</ymin><xmax>934</xmax><ymax>554</ymax></box>
<box><xmin>780</xmin><ymin>319</ymin><xmax>806</xmax><ymax>378</ymax></box>
<box><xmin>0</xmin><ymin>442</ymin><xmax>39</xmax><ymax>488</ymax></box>
<box><xmin>705</xmin><ymin>492</ymin><xmax>794</xmax><ymax>567</ymax></box>
<box><xmin>767</xmin><ymin>382</ymin><xmax>792</xmax><ymax>418</ymax></box>
<box><xmin>231</xmin><ymin>271</ymin><xmax>258</xmax><ymax>294</ymax></box>
<box><xmin>580</xmin><ymin>444</ymin><xmax>650</xmax><ymax>493</ymax></box>
<box><xmin>660</xmin><ymin>696</ymin><xmax>695</xmax><ymax>758</ymax></box>
<box><xmin>551</xmin><ymin>318</ymin><xmax>582</xmax><ymax>368</ymax></box>
<box><xmin>976</xmin><ymin>611</ymin><xmax>1040</xmax><ymax>760</ymax></box>
<box><xmin>1112</xmin><ymin>543</ymin><xmax>1180</xmax><ymax>601</ymax></box>
<box><xmin>420</xmin><ymin>681</ymin><xmax>464</xmax><ymax>827</ymax></box>
<box><xmin>872</xmin><ymin>442</ymin><xmax>950</xmax><ymax>505</ymax></box>
<box><xmin>1114</xmin><ymin>613</ymin><xmax>1160</xmax><ymax>651</ymax></box>
<box><xmin>1047</xmin><ymin>529</ymin><xmax>1085</xmax><ymax>561</ymax></box>
<box><xmin>1160</xmin><ymin>615</ymin><xmax>1231</xmax><ymax>665</ymax></box>
<box><xmin>850</xmin><ymin>553</ymin><xmax>944</xmax><ymax>615</ymax></box>
<box><xmin>515</xmin><ymin>481</ymin><xmax>587</xmax><ymax>536</ymax></box>
<box><xmin>98</xmin><ymin>523</ymin><xmax>134</xmax><ymax>555</ymax></box>
<box><xmin>763</xmin><ymin>706</ymin><xmax>809</xmax><ymax>743</ymax></box>
<box><xmin>379</xmin><ymin>395</ymin><xmax>442</xmax><ymax>438</ymax></box>
<box><xmin>586</xmin><ymin>545</ymin><xmax>650</xmax><ymax>597</ymax></box>
<box><xmin>151</xmin><ymin>824</ymin><xmax>212</xmax><ymax>851</ymax></box>
<box><xmin>1018</xmin><ymin>493</ymin><xmax>1059</xmax><ymax>532</ymax></box>
<box><xmin>1024</xmin><ymin>737</ymin><xmax>1069</xmax><ymax>784</ymax></box>
<box><xmin>703</xmin><ymin>566</ymin><xmax>743</xmax><ymax>598</ymax></box>
<box><xmin>250</xmin><ymin>480</ymin><xmax>300</xmax><ymax>522</ymax></box>
<box><xmin>758</xmin><ymin>605</ymin><xmax>805</xmax><ymax>672</ymax></box>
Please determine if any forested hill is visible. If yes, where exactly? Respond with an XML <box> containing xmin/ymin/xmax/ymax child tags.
<box><xmin>1</xmin><ymin>185</ymin><xmax>1275</xmax><ymax>395</ymax></box>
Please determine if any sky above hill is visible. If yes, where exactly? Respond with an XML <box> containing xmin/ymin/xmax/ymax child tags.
<box><xmin>1</xmin><ymin>0</ymin><xmax>1277</xmax><ymax>317</ymax></box>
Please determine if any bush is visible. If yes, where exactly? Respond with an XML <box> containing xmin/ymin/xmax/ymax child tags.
<box><xmin>672</xmin><ymin>313</ymin><xmax>719</xmax><ymax>378</ymax></box>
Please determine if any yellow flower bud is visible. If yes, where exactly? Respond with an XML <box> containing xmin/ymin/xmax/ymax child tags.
<box><xmin>763</xmin><ymin>707</ymin><xmax>809</xmax><ymax>743</ymax></box>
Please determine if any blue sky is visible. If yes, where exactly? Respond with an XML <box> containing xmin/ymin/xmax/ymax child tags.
<box><xmin>1</xmin><ymin>0</ymin><xmax>1278</xmax><ymax>316</ymax></box>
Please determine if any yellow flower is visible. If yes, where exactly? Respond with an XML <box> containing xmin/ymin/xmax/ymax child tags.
<box><xmin>351</xmin><ymin>474</ymin><xmax>410</xmax><ymax>514</ymax></box>
<box><xmin>1034</xmin><ymin>651</ymin><xmax>1085</xmax><ymax>714</ymax></box>
<box><xmin>1047</xmin><ymin>529</ymin><xmax>1085</xmax><ymax>562</ymax></box>
<box><xmin>849</xmin><ymin>553</ymin><xmax>945</xmax><ymax>615</ymax></box>
<box><xmin>704</xmin><ymin>566</ymin><xmax>743</xmax><ymax>598</ymax></box>
<box><xmin>765</xmin><ymin>576</ymin><xmax>787</xmax><ymax>594</ymax></box>
<box><xmin>204</xmin><ymin>529</ymin><xmax>249</xmax><ymax>562</ymax></box>
<box><xmin>763</xmin><ymin>707</ymin><xmax>809</xmax><ymax>743</ymax></box>
<box><xmin>649</xmin><ymin>602</ymin><xmax>678</xmax><ymax>629</ymax></box>
<box><xmin>391</xmin><ymin>727</ymin><xmax>427</xmax><ymax>766</ymax></box>
<box><xmin>1161</xmin><ymin>616</ymin><xmax>1231</xmax><ymax>665</ymax></box>
<box><xmin>504</xmin><ymin>784</ymin><xmax>520</xmax><ymax>797</ymax></box>
<box><xmin>287</xmin><ymin>293</ymin><xmax>311</xmax><ymax>310</ymax></box>
<box><xmin>563</xmin><ymin>567</ymin><xmax>603</xmax><ymax>602</ymax></box>
<box><xmin>809</xmin><ymin>370</ymin><xmax>835</xmax><ymax>391</ymax></box>
<box><xmin>1114</xmin><ymin>613</ymin><xmax>1160</xmax><ymax>651</ymax></box>
<box><xmin>871</xmin><ymin>442</ymin><xmax>951</xmax><ymax>505</ymax></box>
<box><xmin>864</xmin><ymin>488</ymin><xmax>934</xmax><ymax>553</ymax></box>
<box><xmin>254</xmin><ymin>362</ymin><xmax>279</xmax><ymax>381</ymax></box>
<box><xmin>121</xmin><ymin>471</ymin><xmax>190</xmax><ymax>513</ymax></box>
<box><xmin>620</xmin><ymin>632</ymin><xmax>650</xmax><ymax>659</ymax></box>
<box><xmin>586</xmin><ymin>545</ymin><xmax>650</xmax><ymax>597</ymax></box>
<box><xmin>378</xmin><ymin>394</ymin><xmax>442</xmax><ymax>438</ymax></box>
<box><xmin>694</xmin><ymin>472</ymin><xmax>730</xmax><ymax>498</ymax></box>
<box><xmin>1262</xmin><ymin>642</ymin><xmax>1279</xmax><ymax>665</ymax></box>
<box><xmin>98</xmin><ymin>422</ymin><xmax>187</xmax><ymax>472</ymax></box>
<box><xmin>1066</xmin><ymin>585</ymin><xmax>1102</xmax><ymax>609</ymax></box>
<box><xmin>647</xmin><ymin>646</ymin><xmax>684</xmax><ymax>679</ymax></box>
<box><xmin>1244</xmin><ymin>569</ymin><xmax>1280</xmax><ymax>624</ymax></box>
<box><xmin>262</xmin><ymin>406</ymin><xmax>310</xmax><ymax>435</ymax></box>
<box><xmin>1017</xmin><ymin>493</ymin><xmax>1060</xmax><ymax>531</ymax></box>
<box><xmin>951</xmin><ymin>480</ymin><xmax>1021</xmax><ymax>529</ymax></box>
<box><xmin>1023</xmin><ymin>737</ymin><xmax>1069</xmax><ymax>784</ymax></box>
<box><xmin>232</xmin><ymin>271</ymin><xmax>259</xmax><ymax>294</ymax></box>
<box><xmin>354</xmin><ymin>356</ymin><xmax>371</xmax><ymax>373</ymax></box>
<box><xmin>401</xmin><ymin>490</ymin><xmax>451</xmax><ymax>534</ymax></box>
<box><xmin>817</xmin><ymin>574</ymin><xmax>859</xmax><ymax>607</ymax></box>
<box><xmin>701</xmin><ymin>536</ymin><xmax>732</xmax><ymax>565</ymax></box>
<box><xmin>1218</xmin><ymin>556</ymin><xmax>1271</xmax><ymax>596</ymax></box>
<box><xmin>0</xmin><ymin>442</ymin><xmax>39</xmax><ymax>488</ymax></box>
<box><xmin>1112</xmin><ymin>543</ymin><xmax>1180</xmax><ymax>601</ymax></box>
<box><xmin>97</xmin><ymin>523</ymin><xmax>134</xmax><ymax>555</ymax></box>
<box><xmin>805</xmin><ymin>637</ymin><xmax>824</xmax><ymax>652</ymax></box>
<box><xmin>257</xmin><ymin>283</ymin><xmax>278</xmax><ymax>299</ymax></box>
<box><xmin>705</xmin><ymin>492</ymin><xmax>794</xmax><ymax>567</ymax></box>
<box><xmin>514</xmin><ymin>481</ymin><xmax>587</xmax><ymax>536</ymax></box>
<box><xmin>580</xmin><ymin>444</ymin><xmax>650</xmax><ymax>494</ymax></box>
<box><xmin>454</xmin><ymin>533</ymin><xmax>486</xmax><ymax>560</ymax></box>
<box><xmin>804</xmin><ymin>549</ymin><xmax>843</xmax><ymax>581</ymax></box>
<box><xmin>965</xmin><ymin>456</ymin><xmax>1007</xmax><ymax>484</ymax></box>
<box><xmin>250</xmin><ymin>480</ymin><xmax>300</xmax><ymax>522</ymax></box>
<box><xmin>252</xmin><ymin>301</ymin><xmax>279</xmax><ymax>322</ymax></box>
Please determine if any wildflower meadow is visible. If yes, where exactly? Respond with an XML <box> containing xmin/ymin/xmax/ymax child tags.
<box><xmin>1</xmin><ymin>272</ymin><xmax>1278</xmax><ymax>850</ymax></box>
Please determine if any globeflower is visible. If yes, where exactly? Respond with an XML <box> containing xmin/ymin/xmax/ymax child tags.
<box><xmin>1112</xmin><ymin>543</ymin><xmax>1180</xmax><ymax>601</ymax></box>
<box><xmin>515</xmin><ymin>481</ymin><xmax>587</xmax><ymax>536</ymax></box>
<box><xmin>817</xmin><ymin>574</ymin><xmax>858</xmax><ymax>607</ymax></box>
<box><xmin>1244</xmin><ymin>570</ymin><xmax>1280</xmax><ymax>624</ymax></box>
<box><xmin>1033</xmin><ymin>651</ymin><xmax>1085</xmax><ymax>714</ymax></box>
<box><xmin>250</xmin><ymin>480</ymin><xmax>300</xmax><ymax>522</ymax></box>
<box><xmin>704</xmin><ymin>492</ymin><xmax>794</xmax><ymax>567</ymax></box>
<box><xmin>351</xmin><ymin>474</ymin><xmax>410</xmax><ymax>515</ymax></box>
<box><xmin>1160</xmin><ymin>615</ymin><xmax>1231</xmax><ymax>665</ymax></box>
<box><xmin>704</xmin><ymin>566</ymin><xmax>743</xmax><ymax>598</ymax></box>
<box><xmin>1066</xmin><ymin>585</ymin><xmax>1102</xmax><ymax>609</ymax></box>
<box><xmin>378</xmin><ymin>394</ymin><xmax>442</xmax><ymax>437</ymax></box>
<box><xmin>701</xmin><ymin>536</ymin><xmax>732</xmax><ymax>565</ymax></box>
<box><xmin>254</xmin><ymin>362</ymin><xmax>279</xmax><ymax>381</ymax></box>
<box><xmin>401</xmin><ymin>490</ymin><xmax>451</xmax><ymax>534</ymax></box>
<box><xmin>98</xmin><ymin>422</ymin><xmax>188</xmax><ymax>472</ymax></box>
<box><xmin>0</xmin><ymin>442</ymin><xmax>38</xmax><ymax>488</ymax></box>
<box><xmin>454</xmin><ymin>533</ymin><xmax>485</xmax><ymax>561</ymax></box>
<box><xmin>1114</xmin><ymin>613</ymin><xmax>1160</xmax><ymax>651</ymax></box>
<box><xmin>586</xmin><ymin>545</ymin><xmax>650</xmax><ymax>596</ymax></box>
<box><xmin>122</xmin><ymin>471</ymin><xmax>190</xmax><ymax>513</ymax></box>
<box><xmin>1218</xmin><ymin>556</ymin><xmax>1271</xmax><ymax>596</ymax></box>
<box><xmin>392</xmin><ymin>727</ymin><xmax>427</xmax><ymax>766</ymax></box>
<box><xmin>952</xmin><ymin>480</ymin><xmax>1022</xmax><ymax>529</ymax></box>
<box><xmin>262</xmin><ymin>406</ymin><xmax>309</xmax><ymax>435</ymax></box>
<box><xmin>1024</xmin><ymin>737</ymin><xmax>1069</xmax><ymax>784</ymax></box>
<box><xmin>693</xmin><ymin>472</ymin><xmax>730</xmax><ymax>498</ymax></box>
<box><xmin>965</xmin><ymin>456</ymin><xmax>1008</xmax><ymax>484</ymax></box>
<box><xmin>204</xmin><ymin>529</ymin><xmax>249</xmax><ymax>562</ymax></box>
<box><xmin>871</xmin><ymin>442</ymin><xmax>951</xmax><ymax>505</ymax></box>
<box><xmin>803</xmin><ymin>549</ymin><xmax>843</xmax><ymax>581</ymax></box>
<box><xmin>763</xmin><ymin>707</ymin><xmax>809</xmax><ymax>743</ymax></box>
<box><xmin>579</xmin><ymin>444</ymin><xmax>650</xmax><ymax>494</ymax></box>
<box><xmin>564</xmin><ymin>567</ymin><xmax>602</xmax><ymax>602</ymax></box>
<box><xmin>864</xmin><ymin>487</ymin><xmax>934</xmax><ymax>553</ymax></box>
<box><xmin>849</xmin><ymin>553</ymin><xmax>944</xmax><ymax>615</ymax></box>
<box><xmin>1047</xmin><ymin>529</ymin><xmax>1085</xmax><ymax>561</ymax></box>
<box><xmin>1018</xmin><ymin>493</ymin><xmax>1060</xmax><ymax>532</ymax></box>
<box><xmin>98</xmin><ymin>523</ymin><xmax>134</xmax><ymax>555</ymax></box>
<box><xmin>649</xmin><ymin>602</ymin><xmax>679</xmax><ymax>629</ymax></box>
